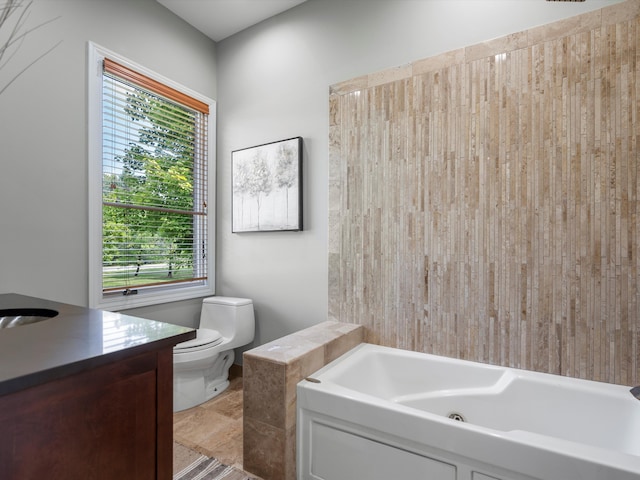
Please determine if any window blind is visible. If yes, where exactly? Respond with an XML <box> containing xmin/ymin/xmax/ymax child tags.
<box><xmin>101</xmin><ymin>59</ymin><xmax>208</xmax><ymax>296</ymax></box>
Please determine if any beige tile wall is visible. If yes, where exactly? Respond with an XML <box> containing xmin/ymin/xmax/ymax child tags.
<box><xmin>328</xmin><ymin>0</ymin><xmax>640</xmax><ymax>385</ymax></box>
<box><xmin>243</xmin><ymin>321</ymin><xmax>364</xmax><ymax>480</ymax></box>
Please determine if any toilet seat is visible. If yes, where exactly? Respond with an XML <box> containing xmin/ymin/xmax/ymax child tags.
<box><xmin>174</xmin><ymin>328</ymin><xmax>223</xmax><ymax>353</ymax></box>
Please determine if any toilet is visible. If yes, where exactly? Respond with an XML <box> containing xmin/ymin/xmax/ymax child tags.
<box><xmin>173</xmin><ymin>296</ymin><xmax>255</xmax><ymax>412</ymax></box>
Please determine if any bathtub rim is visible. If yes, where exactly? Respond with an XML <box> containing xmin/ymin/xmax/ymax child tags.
<box><xmin>297</xmin><ymin>343</ymin><xmax>640</xmax><ymax>480</ymax></box>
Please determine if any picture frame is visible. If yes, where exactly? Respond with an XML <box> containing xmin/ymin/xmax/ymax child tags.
<box><xmin>232</xmin><ymin>136</ymin><xmax>303</xmax><ymax>233</ymax></box>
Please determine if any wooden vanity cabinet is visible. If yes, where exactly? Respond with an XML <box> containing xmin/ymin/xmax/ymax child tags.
<box><xmin>0</xmin><ymin>347</ymin><xmax>174</xmax><ymax>480</ymax></box>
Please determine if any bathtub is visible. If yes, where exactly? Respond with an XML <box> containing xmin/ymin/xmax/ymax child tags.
<box><xmin>297</xmin><ymin>343</ymin><xmax>640</xmax><ymax>480</ymax></box>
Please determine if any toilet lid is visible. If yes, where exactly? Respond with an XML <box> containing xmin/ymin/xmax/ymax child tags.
<box><xmin>174</xmin><ymin>328</ymin><xmax>223</xmax><ymax>352</ymax></box>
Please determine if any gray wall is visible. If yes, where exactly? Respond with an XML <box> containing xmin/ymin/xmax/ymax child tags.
<box><xmin>0</xmin><ymin>0</ymin><xmax>216</xmax><ymax>327</ymax></box>
<box><xmin>0</xmin><ymin>0</ymin><xmax>626</xmax><ymax>351</ymax></box>
<box><xmin>215</xmin><ymin>0</ymin><xmax>626</xmax><ymax>355</ymax></box>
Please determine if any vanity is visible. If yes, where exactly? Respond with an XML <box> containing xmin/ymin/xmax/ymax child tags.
<box><xmin>0</xmin><ymin>293</ymin><xmax>195</xmax><ymax>480</ymax></box>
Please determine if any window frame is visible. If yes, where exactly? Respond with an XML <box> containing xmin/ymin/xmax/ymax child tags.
<box><xmin>88</xmin><ymin>42</ymin><xmax>216</xmax><ymax>310</ymax></box>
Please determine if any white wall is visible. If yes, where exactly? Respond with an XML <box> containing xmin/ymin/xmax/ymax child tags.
<box><xmin>215</xmin><ymin>0</ymin><xmax>626</xmax><ymax>354</ymax></box>
<box><xmin>0</xmin><ymin>0</ymin><xmax>216</xmax><ymax>327</ymax></box>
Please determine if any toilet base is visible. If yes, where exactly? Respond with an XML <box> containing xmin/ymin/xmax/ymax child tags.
<box><xmin>173</xmin><ymin>349</ymin><xmax>235</xmax><ymax>412</ymax></box>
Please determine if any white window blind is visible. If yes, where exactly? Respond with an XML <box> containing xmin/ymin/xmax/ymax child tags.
<box><xmin>101</xmin><ymin>58</ymin><xmax>209</xmax><ymax>299</ymax></box>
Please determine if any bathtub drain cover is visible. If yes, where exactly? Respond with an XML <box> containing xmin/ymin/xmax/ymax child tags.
<box><xmin>447</xmin><ymin>412</ymin><xmax>465</xmax><ymax>422</ymax></box>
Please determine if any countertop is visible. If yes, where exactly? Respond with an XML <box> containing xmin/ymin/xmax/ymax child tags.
<box><xmin>0</xmin><ymin>293</ymin><xmax>195</xmax><ymax>397</ymax></box>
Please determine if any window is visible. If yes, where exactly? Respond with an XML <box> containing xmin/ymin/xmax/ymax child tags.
<box><xmin>88</xmin><ymin>43</ymin><xmax>215</xmax><ymax>310</ymax></box>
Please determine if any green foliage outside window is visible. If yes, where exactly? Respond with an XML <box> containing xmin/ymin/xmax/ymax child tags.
<box><xmin>102</xmin><ymin>79</ymin><xmax>204</xmax><ymax>290</ymax></box>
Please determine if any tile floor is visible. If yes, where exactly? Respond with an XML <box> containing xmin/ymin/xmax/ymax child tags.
<box><xmin>173</xmin><ymin>374</ymin><xmax>247</xmax><ymax>473</ymax></box>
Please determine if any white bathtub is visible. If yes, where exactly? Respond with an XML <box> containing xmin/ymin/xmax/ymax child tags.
<box><xmin>297</xmin><ymin>343</ymin><xmax>640</xmax><ymax>480</ymax></box>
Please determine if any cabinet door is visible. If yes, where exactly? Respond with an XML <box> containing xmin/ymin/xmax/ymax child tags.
<box><xmin>0</xmin><ymin>351</ymin><xmax>167</xmax><ymax>480</ymax></box>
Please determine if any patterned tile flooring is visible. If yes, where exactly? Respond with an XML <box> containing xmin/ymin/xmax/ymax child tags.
<box><xmin>173</xmin><ymin>375</ymin><xmax>246</xmax><ymax>472</ymax></box>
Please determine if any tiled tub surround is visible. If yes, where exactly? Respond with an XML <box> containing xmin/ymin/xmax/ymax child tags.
<box><xmin>242</xmin><ymin>321</ymin><xmax>364</xmax><ymax>480</ymax></box>
<box><xmin>328</xmin><ymin>0</ymin><xmax>640</xmax><ymax>385</ymax></box>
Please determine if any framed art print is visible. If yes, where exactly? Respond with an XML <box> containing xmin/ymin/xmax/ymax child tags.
<box><xmin>232</xmin><ymin>136</ymin><xmax>303</xmax><ymax>232</ymax></box>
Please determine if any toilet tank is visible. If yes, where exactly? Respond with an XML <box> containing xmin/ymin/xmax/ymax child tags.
<box><xmin>200</xmin><ymin>296</ymin><xmax>255</xmax><ymax>349</ymax></box>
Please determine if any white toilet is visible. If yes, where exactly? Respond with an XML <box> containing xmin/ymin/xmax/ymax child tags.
<box><xmin>173</xmin><ymin>296</ymin><xmax>255</xmax><ymax>412</ymax></box>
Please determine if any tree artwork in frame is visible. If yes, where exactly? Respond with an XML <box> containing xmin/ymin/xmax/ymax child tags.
<box><xmin>232</xmin><ymin>137</ymin><xmax>303</xmax><ymax>233</ymax></box>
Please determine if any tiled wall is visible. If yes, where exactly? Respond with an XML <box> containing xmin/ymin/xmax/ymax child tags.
<box><xmin>243</xmin><ymin>321</ymin><xmax>364</xmax><ymax>480</ymax></box>
<box><xmin>328</xmin><ymin>0</ymin><xmax>640</xmax><ymax>385</ymax></box>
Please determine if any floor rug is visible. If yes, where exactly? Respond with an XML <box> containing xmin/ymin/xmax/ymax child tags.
<box><xmin>173</xmin><ymin>442</ymin><xmax>258</xmax><ymax>480</ymax></box>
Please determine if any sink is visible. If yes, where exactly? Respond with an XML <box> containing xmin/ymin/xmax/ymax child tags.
<box><xmin>0</xmin><ymin>308</ymin><xmax>59</xmax><ymax>328</ymax></box>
